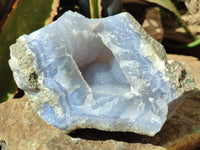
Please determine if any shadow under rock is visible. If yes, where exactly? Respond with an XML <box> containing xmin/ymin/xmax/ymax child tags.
<box><xmin>68</xmin><ymin>117</ymin><xmax>180</xmax><ymax>146</ymax></box>
<box><xmin>69</xmin><ymin>128</ymin><xmax>155</xmax><ymax>144</ymax></box>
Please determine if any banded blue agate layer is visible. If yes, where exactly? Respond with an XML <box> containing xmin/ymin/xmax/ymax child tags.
<box><xmin>9</xmin><ymin>11</ymin><xmax>194</xmax><ymax>136</ymax></box>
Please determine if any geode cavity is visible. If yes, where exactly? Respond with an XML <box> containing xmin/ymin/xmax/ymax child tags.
<box><xmin>9</xmin><ymin>11</ymin><xmax>195</xmax><ymax>136</ymax></box>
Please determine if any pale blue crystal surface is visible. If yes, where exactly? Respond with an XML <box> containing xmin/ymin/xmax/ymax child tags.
<box><xmin>9</xmin><ymin>11</ymin><xmax>189</xmax><ymax>136</ymax></box>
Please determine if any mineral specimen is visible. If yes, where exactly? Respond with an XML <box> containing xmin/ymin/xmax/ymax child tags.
<box><xmin>9</xmin><ymin>11</ymin><xmax>195</xmax><ymax>136</ymax></box>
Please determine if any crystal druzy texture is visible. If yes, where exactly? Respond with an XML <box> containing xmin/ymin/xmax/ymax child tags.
<box><xmin>9</xmin><ymin>11</ymin><xmax>195</xmax><ymax>136</ymax></box>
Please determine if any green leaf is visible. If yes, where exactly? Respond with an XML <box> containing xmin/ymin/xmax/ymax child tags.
<box><xmin>187</xmin><ymin>38</ymin><xmax>200</xmax><ymax>48</ymax></box>
<box><xmin>0</xmin><ymin>0</ymin><xmax>59</xmax><ymax>102</ymax></box>
<box><xmin>144</xmin><ymin>0</ymin><xmax>181</xmax><ymax>17</ymax></box>
<box><xmin>144</xmin><ymin>0</ymin><xmax>195</xmax><ymax>39</ymax></box>
<box><xmin>89</xmin><ymin>0</ymin><xmax>102</xmax><ymax>18</ymax></box>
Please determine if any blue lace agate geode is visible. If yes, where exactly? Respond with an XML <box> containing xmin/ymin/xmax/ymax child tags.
<box><xmin>9</xmin><ymin>11</ymin><xmax>195</xmax><ymax>136</ymax></box>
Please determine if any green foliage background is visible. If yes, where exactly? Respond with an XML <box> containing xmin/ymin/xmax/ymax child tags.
<box><xmin>0</xmin><ymin>0</ymin><xmax>59</xmax><ymax>102</ymax></box>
